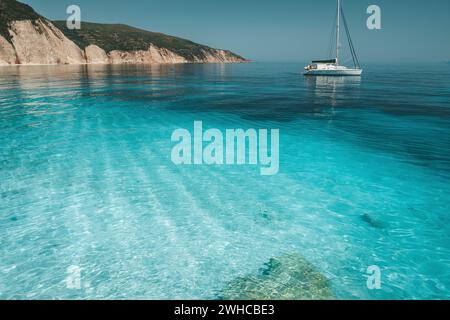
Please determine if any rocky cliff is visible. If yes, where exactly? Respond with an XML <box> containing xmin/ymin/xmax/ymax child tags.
<box><xmin>0</xmin><ymin>0</ymin><xmax>247</xmax><ymax>66</ymax></box>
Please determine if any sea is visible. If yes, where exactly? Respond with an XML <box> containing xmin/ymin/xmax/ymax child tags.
<box><xmin>0</xmin><ymin>62</ymin><xmax>449</xmax><ymax>299</ymax></box>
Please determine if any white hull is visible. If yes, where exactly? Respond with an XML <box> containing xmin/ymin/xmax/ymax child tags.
<box><xmin>304</xmin><ymin>1</ymin><xmax>363</xmax><ymax>78</ymax></box>
<box><xmin>304</xmin><ymin>68</ymin><xmax>362</xmax><ymax>76</ymax></box>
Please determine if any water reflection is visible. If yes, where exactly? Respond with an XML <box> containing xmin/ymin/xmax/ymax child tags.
<box><xmin>0</xmin><ymin>63</ymin><xmax>209</xmax><ymax>88</ymax></box>
<box><xmin>305</xmin><ymin>75</ymin><xmax>361</xmax><ymax>106</ymax></box>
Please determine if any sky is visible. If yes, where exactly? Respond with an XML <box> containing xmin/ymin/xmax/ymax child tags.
<box><xmin>21</xmin><ymin>0</ymin><xmax>450</xmax><ymax>63</ymax></box>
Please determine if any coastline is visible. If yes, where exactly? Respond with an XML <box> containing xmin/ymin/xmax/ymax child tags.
<box><xmin>0</xmin><ymin>60</ymin><xmax>250</xmax><ymax>67</ymax></box>
<box><xmin>1</xmin><ymin>1</ymin><xmax>248</xmax><ymax>68</ymax></box>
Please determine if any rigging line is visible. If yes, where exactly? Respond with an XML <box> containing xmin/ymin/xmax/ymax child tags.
<box><xmin>327</xmin><ymin>10</ymin><xmax>338</xmax><ymax>59</ymax></box>
<box><xmin>340</xmin><ymin>7</ymin><xmax>353</xmax><ymax>63</ymax></box>
<box><xmin>326</xmin><ymin>10</ymin><xmax>336</xmax><ymax>58</ymax></box>
<box><xmin>341</xmin><ymin>7</ymin><xmax>361</xmax><ymax>69</ymax></box>
<box><xmin>340</xmin><ymin>7</ymin><xmax>357</xmax><ymax>68</ymax></box>
<box><xmin>340</xmin><ymin>6</ymin><xmax>357</xmax><ymax>67</ymax></box>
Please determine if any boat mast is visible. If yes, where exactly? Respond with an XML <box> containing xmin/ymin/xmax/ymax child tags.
<box><xmin>336</xmin><ymin>0</ymin><xmax>340</xmax><ymax>65</ymax></box>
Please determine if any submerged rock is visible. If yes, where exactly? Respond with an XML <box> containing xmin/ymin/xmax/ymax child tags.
<box><xmin>361</xmin><ymin>213</ymin><xmax>385</xmax><ymax>229</ymax></box>
<box><xmin>220</xmin><ymin>253</ymin><xmax>336</xmax><ymax>300</ymax></box>
<box><xmin>257</xmin><ymin>204</ymin><xmax>275</xmax><ymax>222</ymax></box>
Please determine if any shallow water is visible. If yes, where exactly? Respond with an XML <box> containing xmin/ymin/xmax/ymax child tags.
<box><xmin>0</xmin><ymin>63</ymin><xmax>449</xmax><ymax>299</ymax></box>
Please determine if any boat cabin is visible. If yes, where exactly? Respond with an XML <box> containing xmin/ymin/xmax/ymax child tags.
<box><xmin>305</xmin><ymin>59</ymin><xmax>337</xmax><ymax>71</ymax></box>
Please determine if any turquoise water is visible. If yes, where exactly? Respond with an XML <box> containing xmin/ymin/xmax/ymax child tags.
<box><xmin>0</xmin><ymin>63</ymin><xmax>449</xmax><ymax>299</ymax></box>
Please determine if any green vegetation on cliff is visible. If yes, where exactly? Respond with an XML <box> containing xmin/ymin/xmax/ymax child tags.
<box><xmin>52</xmin><ymin>21</ymin><xmax>244</xmax><ymax>61</ymax></box>
<box><xmin>0</xmin><ymin>0</ymin><xmax>41</xmax><ymax>42</ymax></box>
<box><xmin>0</xmin><ymin>0</ymin><xmax>245</xmax><ymax>62</ymax></box>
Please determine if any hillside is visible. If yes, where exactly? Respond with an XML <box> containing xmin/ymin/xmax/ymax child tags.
<box><xmin>52</xmin><ymin>21</ymin><xmax>244</xmax><ymax>61</ymax></box>
<box><xmin>0</xmin><ymin>0</ymin><xmax>246</xmax><ymax>65</ymax></box>
<box><xmin>0</xmin><ymin>0</ymin><xmax>41</xmax><ymax>42</ymax></box>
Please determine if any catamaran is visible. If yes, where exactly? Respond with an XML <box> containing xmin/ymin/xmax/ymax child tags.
<box><xmin>304</xmin><ymin>0</ymin><xmax>362</xmax><ymax>76</ymax></box>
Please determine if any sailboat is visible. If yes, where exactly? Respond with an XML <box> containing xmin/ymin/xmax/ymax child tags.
<box><xmin>304</xmin><ymin>0</ymin><xmax>362</xmax><ymax>76</ymax></box>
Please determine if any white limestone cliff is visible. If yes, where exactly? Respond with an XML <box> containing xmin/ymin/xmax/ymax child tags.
<box><xmin>0</xmin><ymin>19</ymin><xmax>246</xmax><ymax>66</ymax></box>
<box><xmin>0</xmin><ymin>35</ymin><xmax>17</xmax><ymax>65</ymax></box>
<box><xmin>7</xmin><ymin>19</ymin><xmax>85</xmax><ymax>65</ymax></box>
<box><xmin>84</xmin><ymin>45</ymin><xmax>109</xmax><ymax>64</ymax></box>
<box><xmin>200</xmin><ymin>48</ymin><xmax>246</xmax><ymax>63</ymax></box>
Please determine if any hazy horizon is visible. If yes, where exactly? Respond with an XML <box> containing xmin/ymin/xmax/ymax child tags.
<box><xmin>20</xmin><ymin>0</ymin><xmax>450</xmax><ymax>63</ymax></box>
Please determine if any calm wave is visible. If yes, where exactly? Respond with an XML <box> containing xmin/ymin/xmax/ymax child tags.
<box><xmin>1</xmin><ymin>63</ymin><xmax>449</xmax><ymax>299</ymax></box>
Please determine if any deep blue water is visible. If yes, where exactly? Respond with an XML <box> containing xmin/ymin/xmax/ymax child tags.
<box><xmin>0</xmin><ymin>62</ymin><xmax>449</xmax><ymax>299</ymax></box>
